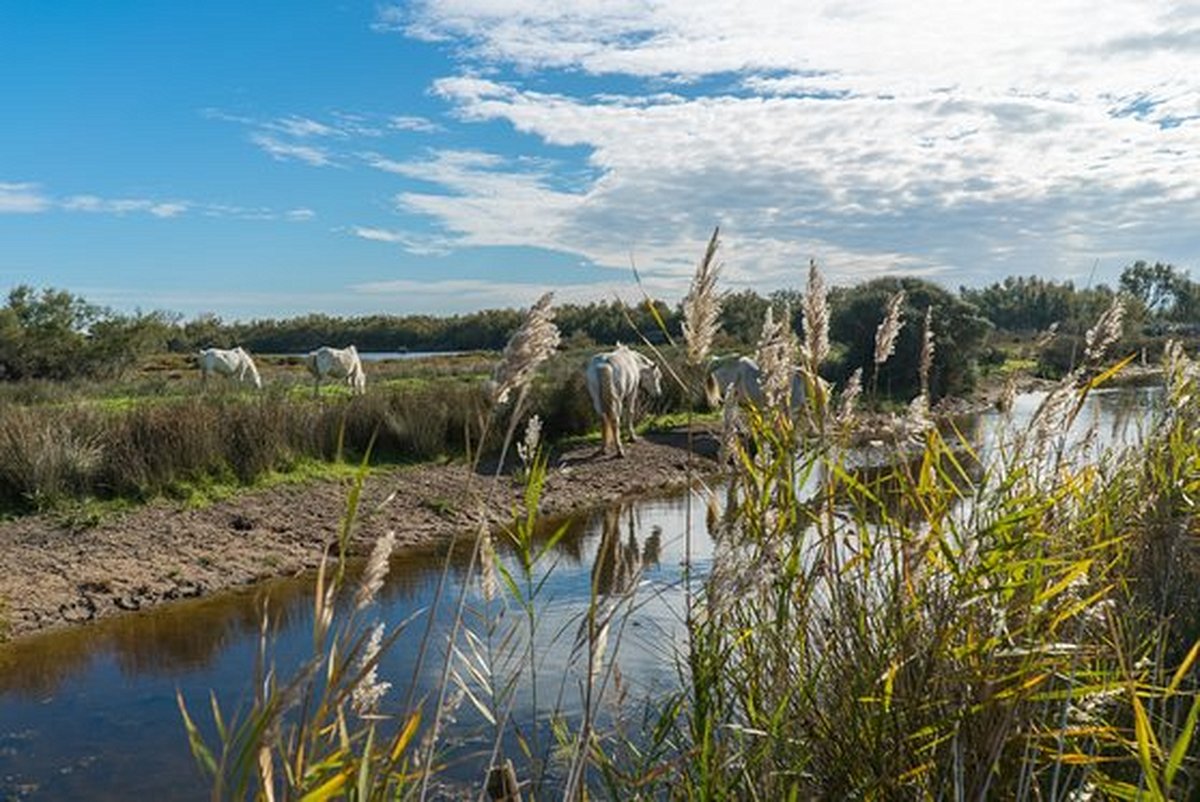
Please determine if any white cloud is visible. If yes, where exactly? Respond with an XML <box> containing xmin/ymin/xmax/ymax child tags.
<box><xmin>250</xmin><ymin>133</ymin><xmax>335</xmax><ymax>166</ymax></box>
<box><xmin>0</xmin><ymin>183</ymin><xmax>317</xmax><ymax>223</ymax></box>
<box><xmin>356</xmin><ymin>1</ymin><xmax>1200</xmax><ymax>292</ymax></box>
<box><xmin>350</xmin><ymin>225</ymin><xmax>451</xmax><ymax>254</ymax></box>
<box><xmin>0</xmin><ymin>182</ymin><xmax>51</xmax><ymax>213</ymax></box>
<box><xmin>267</xmin><ymin>115</ymin><xmax>344</xmax><ymax>138</ymax></box>
<box><xmin>63</xmin><ymin>195</ymin><xmax>190</xmax><ymax>218</ymax></box>
<box><xmin>389</xmin><ymin>115</ymin><xmax>441</xmax><ymax>133</ymax></box>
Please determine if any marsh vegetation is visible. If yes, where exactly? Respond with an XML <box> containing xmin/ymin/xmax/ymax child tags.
<box><xmin>164</xmin><ymin>240</ymin><xmax>1200</xmax><ymax>799</ymax></box>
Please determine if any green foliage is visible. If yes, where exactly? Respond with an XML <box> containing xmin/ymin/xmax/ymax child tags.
<box><xmin>960</xmin><ymin>274</ymin><xmax>1080</xmax><ymax>332</ymax></box>
<box><xmin>831</xmin><ymin>276</ymin><xmax>992</xmax><ymax>399</ymax></box>
<box><xmin>1120</xmin><ymin>260</ymin><xmax>1190</xmax><ymax>318</ymax></box>
<box><xmin>0</xmin><ymin>383</ymin><xmax>485</xmax><ymax>513</ymax></box>
<box><xmin>0</xmin><ymin>285</ymin><xmax>173</xmax><ymax>380</ymax></box>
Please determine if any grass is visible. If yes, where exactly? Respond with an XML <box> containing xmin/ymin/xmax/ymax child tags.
<box><xmin>0</xmin><ymin>348</ymin><xmax>694</xmax><ymax>516</ymax></box>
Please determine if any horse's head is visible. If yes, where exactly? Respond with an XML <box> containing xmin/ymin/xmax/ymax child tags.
<box><xmin>640</xmin><ymin>358</ymin><xmax>663</xmax><ymax>397</ymax></box>
<box><xmin>704</xmin><ymin>371</ymin><xmax>723</xmax><ymax>409</ymax></box>
<box><xmin>704</xmin><ymin>356</ymin><xmax>732</xmax><ymax>409</ymax></box>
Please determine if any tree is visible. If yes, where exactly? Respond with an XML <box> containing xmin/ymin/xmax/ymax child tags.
<box><xmin>959</xmin><ymin>276</ymin><xmax>1075</xmax><ymax>332</ymax></box>
<box><xmin>718</xmin><ymin>290</ymin><xmax>771</xmax><ymax>346</ymax></box>
<box><xmin>831</xmin><ymin>278</ymin><xmax>992</xmax><ymax>400</ymax></box>
<box><xmin>1119</xmin><ymin>261</ymin><xmax>1180</xmax><ymax>317</ymax></box>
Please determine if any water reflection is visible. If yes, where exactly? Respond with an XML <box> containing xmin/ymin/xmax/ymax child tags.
<box><xmin>0</xmin><ymin>577</ymin><xmax>313</xmax><ymax>698</ymax></box>
<box><xmin>592</xmin><ymin>506</ymin><xmax>663</xmax><ymax>597</ymax></box>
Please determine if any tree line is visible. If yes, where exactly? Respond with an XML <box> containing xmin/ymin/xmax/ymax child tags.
<box><xmin>1</xmin><ymin>260</ymin><xmax>1193</xmax><ymax>396</ymax></box>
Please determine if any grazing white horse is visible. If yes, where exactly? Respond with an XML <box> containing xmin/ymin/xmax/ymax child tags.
<box><xmin>197</xmin><ymin>347</ymin><xmax>262</xmax><ymax>389</ymax></box>
<box><xmin>305</xmin><ymin>345</ymin><xmax>366</xmax><ymax>396</ymax></box>
<box><xmin>585</xmin><ymin>344</ymin><xmax>663</xmax><ymax>457</ymax></box>
<box><xmin>705</xmin><ymin>355</ymin><xmax>829</xmax><ymax>414</ymax></box>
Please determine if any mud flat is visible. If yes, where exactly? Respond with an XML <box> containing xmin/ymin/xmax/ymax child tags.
<box><xmin>0</xmin><ymin>430</ymin><xmax>720</xmax><ymax>640</ymax></box>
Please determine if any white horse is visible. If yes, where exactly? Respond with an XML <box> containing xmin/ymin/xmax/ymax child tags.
<box><xmin>197</xmin><ymin>347</ymin><xmax>262</xmax><ymax>390</ymax></box>
<box><xmin>305</xmin><ymin>345</ymin><xmax>366</xmax><ymax>396</ymax></box>
<box><xmin>705</xmin><ymin>355</ymin><xmax>829</xmax><ymax>414</ymax></box>
<box><xmin>585</xmin><ymin>344</ymin><xmax>663</xmax><ymax>457</ymax></box>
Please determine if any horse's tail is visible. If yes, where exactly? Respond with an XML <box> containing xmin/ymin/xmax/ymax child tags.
<box><xmin>597</xmin><ymin>360</ymin><xmax>619</xmax><ymax>451</ymax></box>
<box><xmin>598</xmin><ymin>361</ymin><xmax>615</xmax><ymax>418</ymax></box>
<box><xmin>351</xmin><ymin>359</ymin><xmax>366</xmax><ymax>394</ymax></box>
<box><xmin>244</xmin><ymin>355</ymin><xmax>263</xmax><ymax>389</ymax></box>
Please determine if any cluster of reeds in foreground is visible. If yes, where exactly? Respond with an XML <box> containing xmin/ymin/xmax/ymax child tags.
<box><xmin>182</xmin><ymin>232</ymin><xmax>1200</xmax><ymax>799</ymax></box>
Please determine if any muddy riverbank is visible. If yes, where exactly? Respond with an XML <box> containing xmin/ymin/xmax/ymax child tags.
<box><xmin>0</xmin><ymin>430</ymin><xmax>721</xmax><ymax>641</ymax></box>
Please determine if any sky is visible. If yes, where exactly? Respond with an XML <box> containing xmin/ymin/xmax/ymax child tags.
<box><xmin>1</xmin><ymin>1</ymin><xmax>1198</xmax><ymax>320</ymax></box>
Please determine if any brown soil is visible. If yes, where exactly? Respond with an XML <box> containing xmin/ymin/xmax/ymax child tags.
<box><xmin>0</xmin><ymin>430</ymin><xmax>720</xmax><ymax>641</ymax></box>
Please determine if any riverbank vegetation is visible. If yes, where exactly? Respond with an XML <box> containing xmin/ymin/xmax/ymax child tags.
<box><xmin>175</xmin><ymin>237</ymin><xmax>1200</xmax><ymax>799</ymax></box>
<box><xmin>4</xmin><ymin>258</ymin><xmax>1197</xmax><ymax>386</ymax></box>
<box><xmin>2</xmin><ymin>256</ymin><xmax>1195</xmax><ymax>516</ymax></box>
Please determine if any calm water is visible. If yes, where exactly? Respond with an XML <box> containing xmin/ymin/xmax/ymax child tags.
<box><xmin>0</xmin><ymin>385</ymin><xmax>1161</xmax><ymax>799</ymax></box>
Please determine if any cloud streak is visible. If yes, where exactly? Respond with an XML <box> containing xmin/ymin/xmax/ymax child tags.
<box><xmin>1</xmin><ymin>181</ymin><xmax>315</xmax><ymax>223</ymax></box>
<box><xmin>0</xmin><ymin>182</ymin><xmax>52</xmax><ymax>214</ymax></box>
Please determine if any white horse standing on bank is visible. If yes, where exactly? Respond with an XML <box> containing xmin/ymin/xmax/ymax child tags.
<box><xmin>197</xmin><ymin>347</ymin><xmax>262</xmax><ymax>390</ymax></box>
<box><xmin>705</xmin><ymin>355</ymin><xmax>829</xmax><ymax>414</ymax></box>
<box><xmin>305</xmin><ymin>345</ymin><xmax>366</xmax><ymax>396</ymax></box>
<box><xmin>585</xmin><ymin>344</ymin><xmax>663</xmax><ymax>457</ymax></box>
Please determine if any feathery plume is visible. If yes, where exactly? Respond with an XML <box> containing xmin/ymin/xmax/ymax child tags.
<box><xmin>836</xmin><ymin>368</ymin><xmax>863</xmax><ymax>429</ymax></box>
<box><xmin>682</xmin><ymin>227</ymin><xmax>723</xmax><ymax>365</ymax></box>
<box><xmin>355</xmin><ymin>530</ymin><xmax>397</xmax><ymax>610</ymax></box>
<box><xmin>1083</xmin><ymin>296</ymin><xmax>1124</xmax><ymax>364</ymax></box>
<box><xmin>718</xmin><ymin>384</ymin><xmax>744</xmax><ymax>464</ymax></box>
<box><xmin>516</xmin><ymin>414</ymin><xmax>542</xmax><ymax>468</ymax></box>
<box><xmin>486</xmin><ymin>292</ymin><xmax>561</xmax><ymax>405</ymax></box>
<box><xmin>918</xmin><ymin>306</ymin><xmax>935</xmax><ymax>401</ymax></box>
<box><xmin>803</xmin><ymin>258</ymin><xmax>829</xmax><ymax>371</ymax></box>
<box><xmin>351</xmin><ymin>622</ymin><xmax>392</xmax><ymax>716</ymax></box>
<box><xmin>874</xmin><ymin>290</ymin><xmax>907</xmax><ymax>366</ymax></box>
<box><xmin>754</xmin><ymin>305</ymin><xmax>797</xmax><ymax>409</ymax></box>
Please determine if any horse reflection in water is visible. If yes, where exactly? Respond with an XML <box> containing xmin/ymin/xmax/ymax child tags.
<box><xmin>591</xmin><ymin>505</ymin><xmax>661</xmax><ymax>598</ymax></box>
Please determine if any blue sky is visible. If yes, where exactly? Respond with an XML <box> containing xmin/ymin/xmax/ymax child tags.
<box><xmin>2</xmin><ymin>1</ymin><xmax>1198</xmax><ymax>319</ymax></box>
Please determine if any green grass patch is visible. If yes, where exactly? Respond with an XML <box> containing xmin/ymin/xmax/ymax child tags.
<box><xmin>168</xmin><ymin>458</ymin><xmax>382</xmax><ymax>509</ymax></box>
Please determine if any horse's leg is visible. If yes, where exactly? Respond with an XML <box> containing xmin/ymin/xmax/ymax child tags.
<box><xmin>612</xmin><ymin>399</ymin><xmax>626</xmax><ymax>457</ymax></box>
<box><xmin>627</xmin><ymin>392</ymin><xmax>639</xmax><ymax>442</ymax></box>
<box><xmin>594</xmin><ymin>416</ymin><xmax>609</xmax><ymax>456</ymax></box>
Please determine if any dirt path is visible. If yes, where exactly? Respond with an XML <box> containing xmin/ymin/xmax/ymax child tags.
<box><xmin>0</xmin><ymin>430</ymin><xmax>720</xmax><ymax>641</ymax></box>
